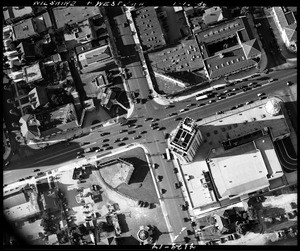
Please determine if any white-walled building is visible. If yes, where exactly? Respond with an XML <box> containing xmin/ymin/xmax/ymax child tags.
<box><xmin>169</xmin><ymin>117</ymin><xmax>203</xmax><ymax>163</ymax></box>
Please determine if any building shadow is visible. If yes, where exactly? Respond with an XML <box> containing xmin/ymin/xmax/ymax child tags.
<box><xmin>115</xmin><ymin>235</ymin><xmax>140</xmax><ymax>245</ymax></box>
<box><xmin>117</xmin><ymin>214</ymin><xmax>129</xmax><ymax>233</ymax></box>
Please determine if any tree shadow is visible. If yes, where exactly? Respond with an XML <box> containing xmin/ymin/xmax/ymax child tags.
<box><xmin>115</xmin><ymin>235</ymin><xmax>140</xmax><ymax>245</ymax></box>
<box><xmin>261</xmin><ymin>205</ymin><xmax>286</xmax><ymax>217</ymax></box>
<box><xmin>152</xmin><ymin>225</ymin><xmax>163</xmax><ymax>242</ymax></box>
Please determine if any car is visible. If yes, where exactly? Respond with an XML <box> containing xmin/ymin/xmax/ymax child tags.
<box><xmin>114</xmin><ymin>138</ymin><xmax>121</xmax><ymax>143</ymax></box>
<box><xmin>175</xmin><ymin>117</ymin><xmax>182</xmax><ymax>121</ymax></box>
<box><xmin>218</xmin><ymin>96</ymin><xmax>225</xmax><ymax>100</ymax></box>
<box><xmin>165</xmin><ymin>133</ymin><xmax>170</xmax><ymax>139</ymax></box>
<box><xmin>118</xmin><ymin>142</ymin><xmax>126</xmax><ymax>147</ymax></box>
<box><xmin>128</xmin><ymin>130</ymin><xmax>136</xmax><ymax>134</ymax></box>
<box><xmin>157</xmin><ymin>127</ymin><xmax>165</xmax><ymax>131</ymax></box>
<box><xmin>259</xmin><ymin>96</ymin><xmax>267</xmax><ymax>100</ymax></box>
<box><xmin>179</xmin><ymin>108</ymin><xmax>188</xmax><ymax>112</ymax></box>
<box><xmin>143</xmin><ymin>201</ymin><xmax>149</xmax><ymax>208</ymax></box>
<box><xmin>255</xmin><ymin>23</ymin><xmax>261</xmax><ymax>28</ymax></box>
<box><xmin>236</xmin><ymin>104</ymin><xmax>243</xmax><ymax>108</ymax></box>
<box><xmin>232</xmin><ymin>88</ymin><xmax>237</xmax><ymax>92</ymax></box>
<box><xmin>103</xmin><ymin>138</ymin><xmax>109</xmax><ymax>143</ymax></box>
<box><xmin>106</xmin><ymin>146</ymin><xmax>113</xmax><ymax>150</ymax></box>
<box><xmin>257</xmin><ymin>93</ymin><xmax>264</xmax><ymax>97</ymax></box>
<box><xmin>166</xmin><ymin>105</ymin><xmax>175</xmax><ymax>109</ymax></box>
<box><xmin>175</xmin><ymin>182</ymin><xmax>182</xmax><ymax>189</ymax></box>
<box><xmin>208</xmin><ymin>100</ymin><xmax>215</xmax><ymax>104</ymax></box>
<box><xmin>4</xmin><ymin>161</ymin><xmax>10</xmax><ymax>167</ymax></box>
<box><xmin>150</xmin><ymin>123</ymin><xmax>158</xmax><ymax>127</ymax></box>
<box><xmin>242</xmin><ymin>88</ymin><xmax>248</xmax><ymax>92</ymax></box>
<box><xmin>77</xmin><ymin>154</ymin><xmax>85</xmax><ymax>159</ymax></box>
<box><xmin>231</xmin><ymin>106</ymin><xmax>237</xmax><ymax>110</ymax></box>
<box><xmin>102</xmin><ymin>143</ymin><xmax>109</xmax><ymax>148</ymax></box>
<box><xmin>140</xmin><ymin>131</ymin><xmax>147</xmax><ymax>134</ymax></box>
<box><xmin>248</xmin><ymin>82</ymin><xmax>255</xmax><ymax>87</ymax></box>
<box><xmin>227</xmin><ymin>92</ymin><xmax>233</xmax><ymax>97</ymax></box>
<box><xmin>91</xmin><ymin>147</ymin><xmax>100</xmax><ymax>151</ymax></box>
<box><xmin>216</xmin><ymin>111</ymin><xmax>223</xmax><ymax>115</ymax></box>
<box><xmin>26</xmin><ymin>176</ymin><xmax>33</xmax><ymax>179</ymax></box>
<box><xmin>80</xmin><ymin>142</ymin><xmax>90</xmax><ymax>146</ymax></box>
<box><xmin>152</xmin><ymin>126</ymin><xmax>159</xmax><ymax>130</ymax></box>
<box><xmin>134</xmin><ymin>125</ymin><xmax>141</xmax><ymax>129</ymax></box>
<box><xmin>95</xmin><ymin>148</ymin><xmax>103</xmax><ymax>153</ymax></box>
<box><xmin>173</xmin><ymin>168</ymin><xmax>178</xmax><ymax>173</ymax></box>
<box><xmin>121</xmin><ymin>137</ymin><xmax>128</xmax><ymax>141</ymax></box>
<box><xmin>187</xmin><ymin>103</ymin><xmax>196</xmax><ymax>107</ymax></box>
<box><xmin>287</xmin><ymin>81</ymin><xmax>292</xmax><ymax>86</ymax></box>
<box><xmin>19</xmin><ymin>178</ymin><xmax>25</xmax><ymax>181</ymax></box>
<box><xmin>138</xmin><ymin>200</ymin><xmax>144</xmax><ymax>207</ymax></box>
<box><xmin>169</xmin><ymin>112</ymin><xmax>177</xmax><ymax>117</ymax></box>
<box><xmin>100</xmin><ymin>132</ymin><xmax>110</xmax><ymax>136</ymax></box>
<box><xmin>223</xmin><ymin>90</ymin><xmax>229</xmax><ymax>94</ymax></box>
<box><xmin>133</xmin><ymin>135</ymin><xmax>142</xmax><ymax>140</ymax></box>
<box><xmin>128</xmin><ymin>124</ymin><xmax>135</xmax><ymax>128</ymax></box>
<box><xmin>119</xmin><ymin>129</ymin><xmax>127</xmax><ymax>133</ymax></box>
<box><xmin>196</xmin><ymin>118</ymin><xmax>202</xmax><ymax>122</ymax></box>
<box><xmin>198</xmin><ymin>103</ymin><xmax>205</xmax><ymax>107</ymax></box>
<box><xmin>33</xmin><ymin>169</ymin><xmax>41</xmax><ymax>172</ymax></box>
<box><xmin>245</xmin><ymin>101</ymin><xmax>253</xmax><ymax>105</ymax></box>
<box><xmin>92</xmin><ymin>185</ymin><xmax>101</xmax><ymax>191</ymax></box>
<box><xmin>151</xmin><ymin>118</ymin><xmax>159</xmax><ymax>122</ymax></box>
<box><xmin>145</xmin><ymin>117</ymin><xmax>152</xmax><ymax>121</ymax></box>
<box><xmin>268</xmin><ymin>78</ymin><xmax>275</xmax><ymax>82</ymax></box>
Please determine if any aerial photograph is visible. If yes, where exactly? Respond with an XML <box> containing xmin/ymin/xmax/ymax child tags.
<box><xmin>2</xmin><ymin>4</ymin><xmax>297</xmax><ymax>246</ymax></box>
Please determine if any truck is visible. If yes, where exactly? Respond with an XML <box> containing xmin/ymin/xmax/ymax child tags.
<box><xmin>196</xmin><ymin>94</ymin><xmax>209</xmax><ymax>101</ymax></box>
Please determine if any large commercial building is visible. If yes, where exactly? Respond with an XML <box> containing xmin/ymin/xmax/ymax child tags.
<box><xmin>195</xmin><ymin>17</ymin><xmax>261</xmax><ymax>80</ymax></box>
<box><xmin>169</xmin><ymin>117</ymin><xmax>203</xmax><ymax>163</ymax></box>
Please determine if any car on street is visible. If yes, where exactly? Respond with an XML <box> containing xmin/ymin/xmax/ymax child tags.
<box><xmin>33</xmin><ymin>169</ymin><xmax>41</xmax><ymax>172</ymax></box>
<box><xmin>103</xmin><ymin>138</ymin><xmax>109</xmax><ymax>143</ymax></box>
<box><xmin>95</xmin><ymin>148</ymin><xmax>103</xmax><ymax>153</ymax></box>
<box><xmin>196</xmin><ymin>118</ymin><xmax>202</xmax><ymax>122</ymax></box>
<box><xmin>128</xmin><ymin>124</ymin><xmax>135</xmax><ymax>128</ymax></box>
<box><xmin>119</xmin><ymin>129</ymin><xmax>127</xmax><ymax>133</ymax></box>
<box><xmin>175</xmin><ymin>182</ymin><xmax>182</xmax><ymax>189</ymax></box>
<box><xmin>257</xmin><ymin>93</ymin><xmax>264</xmax><ymax>97</ymax></box>
<box><xmin>118</xmin><ymin>142</ymin><xmax>126</xmax><ymax>147</ymax></box>
<box><xmin>227</xmin><ymin>92</ymin><xmax>234</xmax><ymax>97</ymax></box>
<box><xmin>121</xmin><ymin>137</ymin><xmax>128</xmax><ymax>141</ymax></box>
<box><xmin>102</xmin><ymin>143</ymin><xmax>109</xmax><ymax>148</ymax></box>
<box><xmin>106</xmin><ymin>146</ymin><xmax>113</xmax><ymax>150</ymax></box>
<box><xmin>80</xmin><ymin>142</ymin><xmax>90</xmax><ymax>146</ymax></box>
<box><xmin>268</xmin><ymin>78</ymin><xmax>275</xmax><ymax>82</ymax></box>
<box><xmin>150</xmin><ymin>123</ymin><xmax>158</xmax><ymax>127</ymax></box>
<box><xmin>287</xmin><ymin>81</ymin><xmax>292</xmax><ymax>86</ymax></box>
<box><xmin>157</xmin><ymin>127</ymin><xmax>165</xmax><ymax>131</ymax></box>
<box><xmin>115</xmin><ymin>138</ymin><xmax>121</xmax><ymax>143</ymax></box>
<box><xmin>4</xmin><ymin>161</ymin><xmax>10</xmax><ymax>167</ymax></box>
<box><xmin>173</xmin><ymin>168</ymin><xmax>178</xmax><ymax>173</ymax></box>
<box><xmin>77</xmin><ymin>154</ymin><xmax>84</xmax><ymax>159</ymax></box>
<box><xmin>140</xmin><ymin>131</ymin><xmax>147</xmax><ymax>134</ymax></box>
<box><xmin>169</xmin><ymin>112</ymin><xmax>177</xmax><ymax>117</ymax></box>
<box><xmin>259</xmin><ymin>96</ymin><xmax>267</xmax><ymax>100</ymax></box>
<box><xmin>216</xmin><ymin>111</ymin><xmax>224</xmax><ymax>115</ymax></box>
<box><xmin>166</xmin><ymin>105</ymin><xmax>175</xmax><ymax>109</ymax></box>
<box><xmin>151</xmin><ymin>118</ymin><xmax>159</xmax><ymax>122</ymax></box>
<box><xmin>218</xmin><ymin>96</ymin><xmax>225</xmax><ymax>100</ymax></box>
<box><xmin>128</xmin><ymin>130</ymin><xmax>136</xmax><ymax>134</ymax></box>
<box><xmin>187</xmin><ymin>103</ymin><xmax>196</xmax><ymax>107</ymax></box>
<box><xmin>100</xmin><ymin>132</ymin><xmax>110</xmax><ymax>136</ymax></box>
<box><xmin>175</xmin><ymin>117</ymin><xmax>182</xmax><ymax>121</ymax></box>
<box><xmin>19</xmin><ymin>178</ymin><xmax>25</xmax><ymax>181</ymax></box>
<box><xmin>179</xmin><ymin>108</ymin><xmax>188</xmax><ymax>112</ymax></box>
<box><xmin>248</xmin><ymin>82</ymin><xmax>255</xmax><ymax>87</ymax></box>
<box><xmin>198</xmin><ymin>103</ymin><xmax>205</xmax><ymax>107</ymax></box>
<box><xmin>208</xmin><ymin>100</ymin><xmax>215</xmax><ymax>104</ymax></box>
<box><xmin>245</xmin><ymin>101</ymin><xmax>253</xmax><ymax>105</ymax></box>
<box><xmin>133</xmin><ymin>135</ymin><xmax>142</xmax><ymax>140</ymax></box>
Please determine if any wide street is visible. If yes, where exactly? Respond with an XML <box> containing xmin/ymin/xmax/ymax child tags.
<box><xmin>4</xmin><ymin>7</ymin><xmax>297</xmax><ymax>245</ymax></box>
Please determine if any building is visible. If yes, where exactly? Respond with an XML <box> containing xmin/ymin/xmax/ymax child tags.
<box><xmin>99</xmin><ymin>88</ymin><xmax>117</xmax><ymax>110</ymax></box>
<box><xmin>77</xmin><ymin>44</ymin><xmax>115</xmax><ymax>73</ymax></box>
<box><xmin>16</xmin><ymin>41</ymin><xmax>36</xmax><ymax>61</ymax></box>
<box><xmin>64</xmin><ymin>14</ymin><xmax>107</xmax><ymax>50</ymax></box>
<box><xmin>12</xmin><ymin>12</ymin><xmax>53</xmax><ymax>41</ymax></box>
<box><xmin>195</xmin><ymin>17</ymin><xmax>261</xmax><ymax>80</ymax></box>
<box><xmin>97</xmin><ymin>158</ymin><xmax>135</xmax><ymax>188</ymax></box>
<box><xmin>19</xmin><ymin>103</ymin><xmax>79</xmax><ymax>143</ymax></box>
<box><xmin>3</xmin><ymin>184</ymin><xmax>40</xmax><ymax>222</ymax></box>
<box><xmin>3</xmin><ymin>6</ymin><xmax>34</xmax><ymax>23</ymax></box>
<box><xmin>202</xmin><ymin>6</ymin><xmax>229</xmax><ymax>26</ymax></box>
<box><xmin>22</xmin><ymin>62</ymin><xmax>43</xmax><ymax>83</ymax></box>
<box><xmin>169</xmin><ymin>117</ymin><xmax>203</xmax><ymax>163</ymax></box>
<box><xmin>52</xmin><ymin>7</ymin><xmax>101</xmax><ymax>29</ymax></box>
<box><xmin>132</xmin><ymin>7</ymin><xmax>167</xmax><ymax>52</ymax></box>
<box><xmin>272</xmin><ymin>7</ymin><xmax>297</xmax><ymax>52</ymax></box>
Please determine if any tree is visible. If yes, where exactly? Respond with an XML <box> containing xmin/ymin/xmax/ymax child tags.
<box><xmin>40</xmin><ymin>210</ymin><xmax>58</xmax><ymax>235</ymax></box>
<box><xmin>235</xmin><ymin>223</ymin><xmax>247</xmax><ymax>235</ymax></box>
<box><xmin>34</xmin><ymin>40</ymin><xmax>56</xmax><ymax>59</ymax></box>
<box><xmin>63</xmin><ymin>23</ymin><xmax>78</xmax><ymax>35</ymax></box>
<box><xmin>247</xmin><ymin>206</ymin><xmax>258</xmax><ymax>220</ymax></box>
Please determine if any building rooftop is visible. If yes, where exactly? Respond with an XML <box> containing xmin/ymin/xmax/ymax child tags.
<box><xmin>3</xmin><ymin>6</ymin><xmax>33</xmax><ymax>21</ymax></box>
<box><xmin>12</xmin><ymin>18</ymin><xmax>36</xmax><ymax>40</ymax></box>
<box><xmin>28</xmin><ymin>86</ymin><xmax>48</xmax><ymax>109</ymax></box>
<box><xmin>132</xmin><ymin>7</ymin><xmax>166</xmax><ymax>51</ymax></box>
<box><xmin>52</xmin><ymin>7</ymin><xmax>101</xmax><ymax>29</ymax></box>
<box><xmin>273</xmin><ymin>7</ymin><xmax>296</xmax><ymax>28</ymax></box>
<box><xmin>170</xmin><ymin>118</ymin><xmax>198</xmax><ymax>150</ymax></box>
<box><xmin>202</xmin><ymin>6</ymin><xmax>228</xmax><ymax>26</ymax></box>
<box><xmin>148</xmin><ymin>39</ymin><xmax>204</xmax><ymax>73</ymax></box>
<box><xmin>208</xmin><ymin>141</ymin><xmax>269</xmax><ymax>199</ymax></box>
<box><xmin>23</xmin><ymin>63</ymin><xmax>43</xmax><ymax>83</ymax></box>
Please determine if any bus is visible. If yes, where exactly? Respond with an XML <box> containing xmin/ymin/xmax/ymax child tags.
<box><xmin>166</xmin><ymin>148</ymin><xmax>172</xmax><ymax>160</ymax></box>
<box><xmin>196</xmin><ymin>94</ymin><xmax>209</xmax><ymax>101</ymax></box>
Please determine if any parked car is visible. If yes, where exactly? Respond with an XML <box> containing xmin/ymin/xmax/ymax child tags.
<box><xmin>165</xmin><ymin>133</ymin><xmax>170</xmax><ymax>139</ymax></box>
<box><xmin>216</xmin><ymin>111</ymin><xmax>223</xmax><ymax>115</ymax></box>
<box><xmin>119</xmin><ymin>129</ymin><xmax>127</xmax><ymax>133</ymax></box>
<box><xmin>133</xmin><ymin>135</ymin><xmax>142</xmax><ymax>140</ymax></box>
<box><xmin>175</xmin><ymin>182</ymin><xmax>182</xmax><ymax>189</ymax></box>
<box><xmin>102</xmin><ymin>143</ymin><xmax>109</xmax><ymax>148</ymax></box>
<box><xmin>106</xmin><ymin>146</ymin><xmax>113</xmax><ymax>150</ymax></box>
<box><xmin>175</xmin><ymin>117</ymin><xmax>182</xmax><ymax>121</ymax></box>
<box><xmin>128</xmin><ymin>130</ymin><xmax>136</xmax><ymax>134</ymax></box>
<box><xmin>121</xmin><ymin>137</ymin><xmax>128</xmax><ymax>141</ymax></box>
<box><xmin>140</xmin><ymin>131</ymin><xmax>147</xmax><ymax>134</ymax></box>
<box><xmin>198</xmin><ymin>103</ymin><xmax>205</xmax><ymax>107</ymax></box>
<box><xmin>257</xmin><ymin>93</ymin><xmax>264</xmax><ymax>97</ymax></box>
<box><xmin>169</xmin><ymin>112</ymin><xmax>177</xmax><ymax>117</ymax></box>
<box><xmin>287</xmin><ymin>81</ymin><xmax>292</xmax><ymax>86</ymax></box>
<box><xmin>179</xmin><ymin>108</ymin><xmax>188</xmax><ymax>112</ymax></box>
<box><xmin>4</xmin><ymin>161</ymin><xmax>10</xmax><ymax>167</ymax></box>
<box><xmin>173</xmin><ymin>168</ymin><xmax>178</xmax><ymax>173</ymax></box>
<box><xmin>33</xmin><ymin>169</ymin><xmax>40</xmax><ymax>172</ymax></box>
<box><xmin>95</xmin><ymin>148</ymin><xmax>103</xmax><ymax>153</ymax></box>
<box><xmin>103</xmin><ymin>138</ymin><xmax>109</xmax><ymax>143</ymax></box>
<box><xmin>118</xmin><ymin>142</ymin><xmax>126</xmax><ymax>147</ymax></box>
<box><xmin>208</xmin><ymin>100</ymin><xmax>215</xmax><ymax>104</ymax></box>
<box><xmin>77</xmin><ymin>154</ymin><xmax>85</xmax><ymax>159</ymax></box>
<box><xmin>187</xmin><ymin>103</ymin><xmax>196</xmax><ymax>107</ymax></box>
<box><xmin>92</xmin><ymin>185</ymin><xmax>101</xmax><ymax>191</ymax></box>
<box><xmin>128</xmin><ymin>124</ymin><xmax>135</xmax><ymax>128</ymax></box>
<box><xmin>151</xmin><ymin>118</ymin><xmax>159</xmax><ymax>122</ymax></box>
<box><xmin>145</xmin><ymin>117</ymin><xmax>153</xmax><ymax>121</ymax></box>
<box><xmin>245</xmin><ymin>101</ymin><xmax>253</xmax><ymax>105</ymax></box>
<box><xmin>196</xmin><ymin>118</ymin><xmax>202</xmax><ymax>122</ymax></box>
